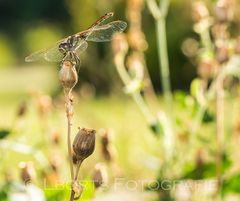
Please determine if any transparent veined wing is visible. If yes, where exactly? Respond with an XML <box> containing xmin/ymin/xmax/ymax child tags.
<box><xmin>86</xmin><ymin>21</ymin><xmax>127</xmax><ymax>42</ymax></box>
<box><xmin>74</xmin><ymin>40</ymin><xmax>88</xmax><ymax>56</ymax></box>
<box><xmin>25</xmin><ymin>41</ymin><xmax>65</xmax><ymax>62</ymax></box>
<box><xmin>87</xmin><ymin>12</ymin><xmax>114</xmax><ymax>29</ymax></box>
<box><xmin>44</xmin><ymin>42</ymin><xmax>65</xmax><ymax>62</ymax></box>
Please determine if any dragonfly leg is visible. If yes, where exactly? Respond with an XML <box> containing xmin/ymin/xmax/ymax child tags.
<box><xmin>73</xmin><ymin>53</ymin><xmax>81</xmax><ymax>72</ymax></box>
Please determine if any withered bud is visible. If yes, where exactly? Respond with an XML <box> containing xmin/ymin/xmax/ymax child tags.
<box><xmin>73</xmin><ymin>128</ymin><xmax>96</xmax><ymax>162</ymax></box>
<box><xmin>192</xmin><ymin>1</ymin><xmax>209</xmax><ymax>23</ymax></box>
<box><xmin>19</xmin><ymin>161</ymin><xmax>36</xmax><ymax>184</ymax></box>
<box><xmin>16</xmin><ymin>101</ymin><xmax>27</xmax><ymax>117</ymax></box>
<box><xmin>59</xmin><ymin>60</ymin><xmax>78</xmax><ymax>92</ymax></box>
<box><xmin>112</xmin><ymin>33</ymin><xmax>129</xmax><ymax>55</ymax></box>
<box><xmin>92</xmin><ymin>163</ymin><xmax>108</xmax><ymax>189</ymax></box>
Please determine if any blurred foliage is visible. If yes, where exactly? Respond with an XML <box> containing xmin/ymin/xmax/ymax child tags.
<box><xmin>0</xmin><ymin>35</ymin><xmax>16</xmax><ymax>67</ymax></box>
<box><xmin>23</xmin><ymin>25</ymin><xmax>63</xmax><ymax>54</ymax></box>
<box><xmin>0</xmin><ymin>129</ymin><xmax>11</xmax><ymax>139</ymax></box>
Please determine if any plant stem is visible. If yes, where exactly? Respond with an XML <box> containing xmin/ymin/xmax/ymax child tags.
<box><xmin>215</xmin><ymin>73</ymin><xmax>224</xmax><ymax>198</ymax></box>
<box><xmin>70</xmin><ymin>160</ymin><xmax>83</xmax><ymax>201</ymax></box>
<box><xmin>67</xmin><ymin>113</ymin><xmax>74</xmax><ymax>180</ymax></box>
<box><xmin>65</xmin><ymin>91</ymin><xmax>74</xmax><ymax>182</ymax></box>
<box><xmin>156</xmin><ymin>17</ymin><xmax>172</xmax><ymax>110</ymax></box>
<box><xmin>115</xmin><ymin>54</ymin><xmax>156</xmax><ymax>124</ymax></box>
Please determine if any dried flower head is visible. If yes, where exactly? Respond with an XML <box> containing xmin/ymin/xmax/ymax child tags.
<box><xmin>73</xmin><ymin>128</ymin><xmax>96</xmax><ymax>162</ymax></box>
<box><xmin>92</xmin><ymin>163</ymin><xmax>108</xmax><ymax>189</ymax></box>
<box><xmin>72</xmin><ymin>150</ymin><xmax>78</xmax><ymax>165</ymax></box>
<box><xmin>59</xmin><ymin>60</ymin><xmax>78</xmax><ymax>92</ymax></box>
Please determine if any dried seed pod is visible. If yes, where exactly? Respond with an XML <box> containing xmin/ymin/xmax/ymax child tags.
<box><xmin>92</xmin><ymin>163</ymin><xmax>108</xmax><ymax>189</ymax></box>
<box><xmin>59</xmin><ymin>60</ymin><xmax>78</xmax><ymax>92</ymax></box>
<box><xmin>73</xmin><ymin>128</ymin><xmax>96</xmax><ymax>162</ymax></box>
<box><xmin>72</xmin><ymin>150</ymin><xmax>78</xmax><ymax>165</ymax></box>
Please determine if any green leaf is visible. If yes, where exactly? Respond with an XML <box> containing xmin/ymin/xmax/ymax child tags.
<box><xmin>0</xmin><ymin>129</ymin><xmax>11</xmax><ymax>139</ymax></box>
<box><xmin>223</xmin><ymin>174</ymin><xmax>240</xmax><ymax>194</ymax></box>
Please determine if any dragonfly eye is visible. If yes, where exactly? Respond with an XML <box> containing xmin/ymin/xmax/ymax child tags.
<box><xmin>59</xmin><ymin>43</ymin><xmax>68</xmax><ymax>53</ymax></box>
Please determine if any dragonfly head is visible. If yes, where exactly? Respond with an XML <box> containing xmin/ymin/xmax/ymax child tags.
<box><xmin>59</xmin><ymin>42</ymin><xmax>69</xmax><ymax>54</ymax></box>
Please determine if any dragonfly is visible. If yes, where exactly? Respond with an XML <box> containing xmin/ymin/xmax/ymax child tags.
<box><xmin>25</xmin><ymin>12</ymin><xmax>127</xmax><ymax>66</ymax></box>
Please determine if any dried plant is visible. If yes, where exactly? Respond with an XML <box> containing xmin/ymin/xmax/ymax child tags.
<box><xmin>25</xmin><ymin>12</ymin><xmax>127</xmax><ymax>201</ymax></box>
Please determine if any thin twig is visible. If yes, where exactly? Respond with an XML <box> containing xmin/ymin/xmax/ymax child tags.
<box><xmin>65</xmin><ymin>90</ymin><xmax>74</xmax><ymax>181</ymax></box>
<box><xmin>70</xmin><ymin>160</ymin><xmax>83</xmax><ymax>201</ymax></box>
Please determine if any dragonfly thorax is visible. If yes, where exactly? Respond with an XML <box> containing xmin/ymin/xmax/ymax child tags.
<box><xmin>59</xmin><ymin>36</ymin><xmax>80</xmax><ymax>54</ymax></box>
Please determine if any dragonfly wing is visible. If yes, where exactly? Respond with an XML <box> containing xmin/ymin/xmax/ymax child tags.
<box><xmin>44</xmin><ymin>42</ymin><xmax>64</xmax><ymax>62</ymax></box>
<box><xmin>86</xmin><ymin>21</ymin><xmax>127</xmax><ymax>42</ymax></box>
<box><xmin>25</xmin><ymin>40</ymin><xmax>65</xmax><ymax>62</ymax></box>
<box><xmin>25</xmin><ymin>50</ymin><xmax>46</xmax><ymax>62</ymax></box>
<box><xmin>75</xmin><ymin>40</ymin><xmax>88</xmax><ymax>56</ymax></box>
